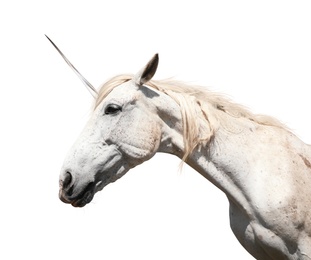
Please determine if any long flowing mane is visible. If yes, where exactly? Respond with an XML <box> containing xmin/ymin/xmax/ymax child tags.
<box><xmin>95</xmin><ymin>74</ymin><xmax>287</xmax><ymax>160</ymax></box>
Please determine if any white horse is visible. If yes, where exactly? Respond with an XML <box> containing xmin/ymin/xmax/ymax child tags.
<box><xmin>47</xmin><ymin>36</ymin><xmax>311</xmax><ymax>259</ymax></box>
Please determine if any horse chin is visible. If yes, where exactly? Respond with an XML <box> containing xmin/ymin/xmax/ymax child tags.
<box><xmin>70</xmin><ymin>189</ymin><xmax>95</xmax><ymax>207</ymax></box>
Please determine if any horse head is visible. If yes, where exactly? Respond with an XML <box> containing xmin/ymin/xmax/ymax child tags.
<box><xmin>57</xmin><ymin>52</ymin><xmax>183</xmax><ymax>207</ymax></box>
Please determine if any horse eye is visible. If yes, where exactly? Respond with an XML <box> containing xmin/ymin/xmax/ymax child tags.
<box><xmin>104</xmin><ymin>104</ymin><xmax>122</xmax><ymax>115</ymax></box>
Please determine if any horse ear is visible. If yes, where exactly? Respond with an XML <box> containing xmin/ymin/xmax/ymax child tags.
<box><xmin>134</xmin><ymin>54</ymin><xmax>159</xmax><ymax>85</ymax></box>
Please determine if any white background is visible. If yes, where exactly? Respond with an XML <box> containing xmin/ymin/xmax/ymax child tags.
<box><xmin>1</xmin><ymin>1</ymin><xmax>311</xmax><ymax>259</ymax></box>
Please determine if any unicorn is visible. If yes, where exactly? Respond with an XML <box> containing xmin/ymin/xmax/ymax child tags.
<box><xmin>47</xmin><ymin>36</ymin><xmax>311</xmax><ymax>259</ymax></box>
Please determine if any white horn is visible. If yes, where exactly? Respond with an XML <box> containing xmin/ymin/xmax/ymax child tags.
<box><xmin>45</xmin><ymin>35</ymin><xmax>98</xmax><ymax>98</ymax></box>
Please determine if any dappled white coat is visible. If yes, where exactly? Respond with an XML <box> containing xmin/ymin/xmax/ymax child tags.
<box><xmin>57</xmin><ymin>53</ymin><xmax>311</xmax><ymax>259</ymax></box>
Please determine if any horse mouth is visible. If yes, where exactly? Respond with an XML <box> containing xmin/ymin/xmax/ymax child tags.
<box><xmin>60</xmin><ymin>181</ymin><xmax>98</xmax><ymax>207</ymax></box>
<box><xmin>59</xmin><ymin>170</ymin><xmax>119</xmax><ymax>207</ymax></box>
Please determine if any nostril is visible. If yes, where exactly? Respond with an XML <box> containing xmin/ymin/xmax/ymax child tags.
<box><xmin>67</xmin><ymin>184</ymin><xmax>74</xmax><ymax>197</ymax></box>
<box><xmin>62</xmin><ymin>171</ymin><xmax>72</xmax><ymax>189</ymax></box>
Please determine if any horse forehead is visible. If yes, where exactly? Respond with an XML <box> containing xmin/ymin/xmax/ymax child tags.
<box><xmin>107</xmin><ymin>81</ymin><xmax>139</xmax><ymax>101</ymax></box>
<box><xmin>104</xmin><ymin>81</ymin><xmax>161</xmax><ymax>105</ymax></box>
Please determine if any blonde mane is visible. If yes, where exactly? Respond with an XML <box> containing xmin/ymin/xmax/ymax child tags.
<box><xmin>95</xmin><ymin>74</ymin><xmax>287</xmax><ymax>160</ymax></box>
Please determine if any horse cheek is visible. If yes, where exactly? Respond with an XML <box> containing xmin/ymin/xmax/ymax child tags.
<box><xmin>118</xmin><ymin>118</ymin><xmax>161</xmax><ymax>161</ymax></box>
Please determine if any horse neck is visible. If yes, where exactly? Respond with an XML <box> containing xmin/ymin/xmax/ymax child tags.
<box><xmin>185</xmin><ymin>114</ymin><xmax>275</xmax><ymax>217</ymax></box>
